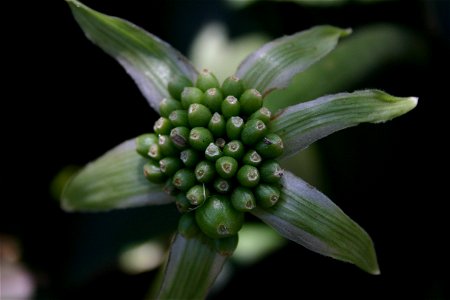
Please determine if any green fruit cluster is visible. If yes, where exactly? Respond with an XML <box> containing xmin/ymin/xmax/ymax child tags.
<box><xmin>136</xmin><ymin>70</ymin><xmax>284</xmax><ymax>240</ymax></box>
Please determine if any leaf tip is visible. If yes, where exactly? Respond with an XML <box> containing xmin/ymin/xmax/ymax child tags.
<box><xmin>357</xmin><ymin>238</ymin><xmax>381</xmax><ymax>276</ymax></box>
<box><xmin>342</xmin><ymin>28</ymin><xmax>353</xmax><ymax>37</ymax></box>
<box><xmin>60</xmin><ymin>197</ymin><xmax>75</xmax><ymax>212</ymax></box>
<box><xmin>370</xmin><ymin>267</ymin><xmax>381</xmax><ymax>276</ymax></box>
<box><xmin>407</xmin><ymin>96</ymin><xmax>419</xmax><ymax>108</ymax></box>
<box><xmin>65</xmin><ymin>0</ymin><xmax>80</xmax><ymax>7</ymax></box>
<box><xmin>396</xmin><ymin>95</ymin><xmax>418</xmax><ymax>116</ymax></box>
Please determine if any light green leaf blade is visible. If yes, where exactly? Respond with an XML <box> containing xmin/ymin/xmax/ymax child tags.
<box><xmin>236</xmin><ymin>25</ymin><xmax>350</xmax><ymax>94</ymax></box>
<box><xmin>271</xmin><ymin>90</ymin><xmax>417</xmax><ymax>160</ymax></box>
<box><xmin>66</xmin><ymin>0</ymin><xmax>198</xmax><ymax>112</ymax></box>
<box><xmin>62</xmin><ymin>139</ymin><xmax>172</xmax><ymax>212</ymax></box>
<box><xmin>253</xmin><ymin>171</ymin><xmax>379</xmax><ymax>274</ymax></box>
<box><xmin>265</xmin><ymin>24</ymin><xmax>425</xmax><ymax>112</ymax></box>
<box><xmin>156</xmin><ymin>232</ymin><xmax>227</xmax><ymax>300</ymax></box>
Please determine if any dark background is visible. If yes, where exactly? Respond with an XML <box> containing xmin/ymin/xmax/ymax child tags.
<box><xmin>3</xmin><ymin>0</ymin><xmax>449</xmax><ymax>299</ymax></box>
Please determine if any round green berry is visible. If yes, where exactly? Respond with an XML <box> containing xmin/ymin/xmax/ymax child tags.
<box><xmin>223</xmin><ymin>140</ymin><xmax>245</xmax><ymax>160</ymax></box>
<box><xmin>213</xmin><ymin>178</ymin><xmax>232</xmax><ymax>194</ymax></box>
<box><xmin>136</xmin><ymin>133</ymin><xmax>157</xmax><ymax>158</ymax></box>
<box><xmin>204</xmin><ymin>88</ymin><xmax>223</xmax><ymax>113</ymax></box>
<box><xmin>188</xmin><ymin>103</ymin><xmax>212</xmax><ymax>127</ymax></box>
<box><xmin>242</xmin><ymin>150</ymin><xmax>262</xmax><ymax>167</ymax></box>
<box><xmin>221</xmin><ymin>96</ymin><xmax>240</xmax><ymax>118</ymax></box>
<box><xmin>254</xmin><ymin>184</ymin><xmax>281</xmax><ymax>208</ymax></box>
<box><xmin>226</xmin><ymin>116</ymin><xmax>244</xmax><ymax>140</ymax></box>
<box><xmin>170</xmin><ymin>126</ymin><xmax>190</xmax><ymax>150</ymax></box>
<box><xmin>259</xmin><ymin>160</ymin><xmax>284</xmax><ymax>184</ymax></box>
<box><xmin>196</xmin><ymin>69</ymin><xmax>220</xmax><ymax>92</ymax></box>
<box><xmin>221</xmin><ymin>75</ymin><xmax>244</xmax><ymax>98</ymax></box>
<box><xmin>195</xmin><ymin>195</ymin><xmax>244</xmax><ymax>239</ymax></box>
<box><xmin>159</xmin><ymin>98</ymin><xmax>182</xmax><ymax>118</ymax></box>
<box><xmin>143</xmin><ymin>161</ymin><xmax>165</xmax><ymax>183</ymax></box>
<box><xmin>181</xmin><ymin>87</ymin><xmax>204</xmax><ymax>109</ymax></box>
<box><xmin>175</xmin><ymin>193</ymin><xmax>192</xmax><ymax>213</ymax></box>
<box><xmin>148</xmin><ymin>143</ymin><xmax>163</xmax><ymax>160</ymax></box>
<box><xmin>172</xmin><ymin>169</ymin><xmax>196</xmax><ymax>191</ymax></box>
<box><xmin>240</xmin><ymin>88</ymin><xmax>262</xmax><ymax>116</ymax></box>
<box><xmin>169</xmin><ymin>109</ymin><xmax>189</xmax><ymax>127</ymax></box>
<box><xmin>163</xmin><ymin>178</ymin><xmax>178</xmax><ymax>196</ymax></box>
<box><xmin>186</xmin><ymin>184</ymin><xmax>210</xmax><ymax>206</ymax></box>
<box><xmin>249</xmin><ymin>106</ymin><xmax>272</xmax><ymax>125</ymax></box>
<box><xmin>180</xmin><ymin>149</ymin><xmax>200</xmax><ymax>168</ymax></box>
<box><xmin>195</xmin><ymin>160</ymin><xmax>216</xmax><ymax>183</ymax></box>
<box><xmin>158</xmin><ymin>135</ymin><xmax>178</xmax><ymax>156</ymax></box>
<box><xmin>168</xmin><ymin>75</ymin><xmax>193</xmax><ymax>100</ymax></box>
<box><xmin>159</xmin><ymin>157</ymin><xmax>183</xmax><ymax>176</ymax></box>
<box><xmin>215</xmin><ymin>138</ymin><xmax>226</xmax><ymax>148</ymax></box>
<box><xmin>205</xmin><ymin>143</ymin><xmax>223</xmax><ymax>161</ymax></box>
<box><xmin>153</xmin><ymin>117</ymin><xmax>172</xmax><ymax>135</ymax></box>
<box><xmin>178</xmin><ymin>212</ymin><xmax>200</xmax><ymax>238</ymax></box>
<box><xmin>189</xmin><ymin>127</ymin><xmax>214</xmax><ymax>151</ymax></box>
<box><xmin>236</xmin><ymin>165</ymin><xmax>260</xmax><ymax>187</ymax></box>
<box><xmin>255</xmin><ymin>133</ymin><xmax>284</xmax><ymax>158</ymax></box>
<box><xmin>241</xmin><ymin>119</ymin><xmax>267</xmax><ymax>145</ymax></box>
<box><xmin>208</xmin><ymin>112</ymin><xmax>226</xmax><ymax>138</ymax></box>
<box><xmin>231</xmin><ymin>187</ymin><xmax>256</xmax><ymax>212</ymax></box>
<box><xmin>214</xmin><ymin>234</ymin><xmax>239</xmax><ymax>256</ymax></box>
<box><xmin>215</xmin><ymin>156</ymin><xmax>238</xmax><ymax>179</ymax></box>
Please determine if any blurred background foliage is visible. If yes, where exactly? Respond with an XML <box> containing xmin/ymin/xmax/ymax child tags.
<box><xmin>3</xmin><ymin>0</ymin><xmax>449</xmax><ymax>299</ymax></box>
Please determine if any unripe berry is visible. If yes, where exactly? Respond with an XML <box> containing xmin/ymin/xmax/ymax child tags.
<box><xmin>195</xmin><ymin>195</ymin><xmax>244</xmax><ymax>239</ymax></box>
<box><xmin>204</xmin><ymin>88</ymin><xmax>223</xmax><ymax>113</ymax></box>
<box><xmin>236</xmin><ymin>165</ymin><xmax>260</xmax><ymax>188</ymax></box>
<box><xmin>186</xmin><ymin>184</ymin><xmax>210</xmax><ymax>206</ymax></box>
<box><xmin>254</xmin><ymin>184</ymin><xmax>281</xmax><ymax>208</ymax></box>
<box><xmin>159</xmin><ymin>98</ymin><xmax>183</xmax><ymax>118</ymax></box>
<box><xmin>195</xmin><ymin>160</ymin><xmax>216</xmax><ymax>183</ymax></box>
<box><xmin>196</xmin><ymin>69</ymin><xmax>220</xmax><ymax>92</ymax></box>
<box><xmin>255</xmin><ymin>133</ymin><xmax>284</xmax><ymax>158</ymax></box>
<box><xmin>172</xmin><ymin>169</ymin><xmax>196</xmax><ymax>191</ymax></box>
<box><xmin>168</xmin><ymin>75</ymin><xmax>193</xmax><ymax>100</ymax></box>
<box><xmin>153</xmin><ymin>117</ymin><xmax>172</xmax><ymax>135</ymax></box>
<box><xmin>223</xmin><ymin>140</ymin><xmax>245</xmax><ymax>160</ymax></box>
<box><xmin>240</xmin><ymin>89</ymin><xmax>262</xmax><ymax>116</ymax></box>
<box><xmin>188</xmin><ymin>103</ymin><xmax>212</xmax><ymax>127</ymax></box>
<box><xmin>189</xmin><ymin>127</ymin><xmax>214</xmax><ymax>151</ymax></box>
<box><xmin>241</xmin><ymin>119</ymin><xmax>267</xmax><ymax>145</ymax></box>
<box><xmin>221</xmin><ymin>96</ymin><xmax>240</xmax><ymax>118</ymax></box>
<box><xmin>143</xmin><ymin>160</ymin><xmax>165</xmax><ymax>183</ymax></box>
<box><xmin>221</xmin><ymin>75</ymin><xmax>244</xmax><ymax>98</ymax></box>
<box><xmin>208</xmin><ymin>112</ymin><xmax>226</xmax><ymax>138</ymax></box>
<box><xmin>181</xmin><ymin>87</ymin><xmax>204</xmax><ymax>109</ymax></box>
<box><xmin>215</xmin><ymin>156</ymin><xmax>239</xmax><ymax>179</ymax></box>
<box><xmin>231</xmin><ymin>187</ymin><xmax>256</xmax><ymax>212</ymax></box>
<box><xmin>136</xmin><ymin>133</ymin><xmax>157</xmax><ymax>158</ymax></box>
<box><xmin>226</xmin><ymin>116</ymin><xmax>244</xmax><ymax>140</ymax></box>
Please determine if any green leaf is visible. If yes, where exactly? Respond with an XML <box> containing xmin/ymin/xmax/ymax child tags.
<box><xmin>253</xmin><ymin>171</ymin><xmax>379</xmax><ymax>274</ymax></box>
<box><xmin>265</xmin><ymin>24</ymin><xmax>425</xmax><ymax>112</ymax></box>
<box><xmin>156</xmin><ymin>232</ymin><xmax>227</xmax><ymax>299</ymax></box>
<box><xmin>271</xmin><ymin>90</ymin><xmax>418</xmax><ymax>160</ymax></box>
<box><xmin>66</xmin><ymin>0</ymin><xmax>198</xmax><ymax>112</ymax></box>
<box><xmin>62</xmin><ymin>139</ymin><xmax>172</xmax><ymax>212</ymax></box>
<box><xmin>236</xmin><ymin>25</ymin><xmax>350</xmax><ymax>94</ymax></box>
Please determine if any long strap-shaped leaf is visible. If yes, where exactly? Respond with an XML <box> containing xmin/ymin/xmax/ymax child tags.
<box><xmin>157</xmin><ymin>233</ymin><xmax>227</xmax><ymax>300</ymax></box>
<box><xmin>264</xmin><ymin>24</ymin><xmax>424</xmax><ymax>112</ymax></box>
<box><xmin>271</xmin><ymin>90</ymin><xmax>418</xmax><ymax>160</ymax></box>
<box><xmin>253</xmin><ymin>171</ymin><xmax>379</xmax><ymax>274</ymax></box>
<box><xmin>66</xmin><ymin>0</ymin><xmax>198</xmax><ymax>112</ymax></box>
<box><xmin>236</xmin><ymin>25</ymin><xmax>350</xmax><ymax>95</ymax></box>
<box><xmin>62</xmin><ymin>139</ymin><xmax>172</xmax><ymax>211</ymax></box>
